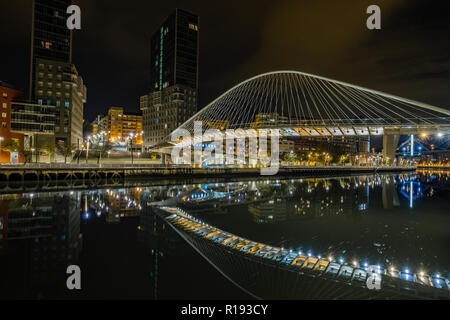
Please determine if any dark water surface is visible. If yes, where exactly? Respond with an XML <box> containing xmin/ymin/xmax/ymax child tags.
<box><xmin>0</xmin><ymin>170</ymin><xmax>448</xmax><ymax>299</ymax></box>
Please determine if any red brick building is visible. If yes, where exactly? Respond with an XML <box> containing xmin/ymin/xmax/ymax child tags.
<box><xmin>0</xmin><ymin>82</ymin><xmax>25</xmax><ymax>163</ymax></box>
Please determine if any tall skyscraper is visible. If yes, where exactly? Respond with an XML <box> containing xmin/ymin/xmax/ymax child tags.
<box><xmin>30</xmin><ymin>0</ymin><xmax>86</xmax><ymax>148</ymax></box>
<box><xmin>30</xmin><ymin>0</ymin><xmax>72</xmax><ymax>99</ymax></box>
<box><xmin>141</xmin><ymin>9</ymin><xmax>199</xmax><ymax>148</ymax></box>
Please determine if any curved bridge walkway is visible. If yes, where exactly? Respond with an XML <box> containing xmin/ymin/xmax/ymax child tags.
<box><xmin>154</xmin><ymin>206</ymin><xmax>450</xmax><ymax>300</ymax></box>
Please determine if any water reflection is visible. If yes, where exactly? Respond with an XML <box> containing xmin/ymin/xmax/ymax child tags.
<box><xmin>0</xmin><ymin>192</ymin><xmax>82</xmax><ymax>299</ymax></box>
<box><xmin>0</xmin><ymin>170</ymin><xmax>448</xmax><ymax>299</ymax></box>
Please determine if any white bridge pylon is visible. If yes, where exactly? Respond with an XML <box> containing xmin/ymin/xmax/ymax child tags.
<box><xmin>165</xmin><ymin>71</ymin><xmax>450</xmax><ymax>145</ymax></box>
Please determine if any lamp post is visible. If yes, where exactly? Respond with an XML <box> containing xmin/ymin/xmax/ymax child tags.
<box><xmin>129</xmin><ymin>134</ymin><xmax>135</xmax><ymax>165</ymax></box>
<box><xmin>0</xmin><ymin>137</ymin><xmax>3</xmax><ymax>163</ymax></box>
<box><xmin>86</xmin><ymin>136</ymin><xmax>91</xmax><ymax>164</ymax></box>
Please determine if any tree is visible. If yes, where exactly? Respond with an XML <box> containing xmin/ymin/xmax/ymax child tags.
<box><xmin>83</xmin><ymin>121</ymin><xmax>93</xmax><ymax>139</ymax></box>
<box><xmin>42</xmin><ymin>142</ymin><xmax>55</xmax><ymax>163</ymax></box>
<box><xmin>281</xmin><ymin>152</ymin><xmax>295</xmax><ymax>162</ymax></box>
<box><xmin>91</xmin><ymin>142</ymin><xmax>112</xmax><ymax>164</ymax></box>
<box><xmin>2</xmin><ymin>138</ymin><xmax>25</xmax><ymax>163</ymax></box>
<box><xmin>56</xmin><ymin>142</ymin><xmax>77</xmax><ymax>163</ymax></box>
<box><xmin>339</xmin><ymin>155</ymin><xmax>350</xmax><ymax>165</ymax></box>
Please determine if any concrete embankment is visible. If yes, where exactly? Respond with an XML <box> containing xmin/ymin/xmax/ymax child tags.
<box><xmin>0</xmin><ymin>165</ymin><xmax>416</xmax><ymax>194</ymax></box>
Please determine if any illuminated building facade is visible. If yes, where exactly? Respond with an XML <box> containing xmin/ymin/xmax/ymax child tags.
<box><xmin>107</xmin><ymin>107</ymin><xmax>143</xmax><ymax>146</ymax></box>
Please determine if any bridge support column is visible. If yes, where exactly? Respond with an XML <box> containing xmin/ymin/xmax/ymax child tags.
<box><xmin>382</xmin><ymin>134</ymin><xmax>400</xmax><ymax>165</ymax></box>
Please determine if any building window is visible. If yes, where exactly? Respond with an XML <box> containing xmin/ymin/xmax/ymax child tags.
<box><xmin>41</xmin><ymin>41</ymin><xmax>52</xmax><ymax>49</ymax></box>
<box><xmin>38</xmin><ymin>99</ymin><xmax>43</xmax><ymax>105</ymax></box>
<box><xmin>47</xmin><ymin>99</ymin><xmax>52</xmax><ymax>106</ymax></box>
<box><xmin>2</xmin><ymin>92</ymin><xmax>7</xmax><ymax>98</ymax></box>
<box><xmin>2</xmin><ymin>113</ymin><xmax>6</xmax><ymax>118</ymax></box>
<box><xmin>2</xmin><ymin>103</ymin><xmax>6</xmax><ymax>108</ymax></box>
<box><xmin>65</xmin><ymin>102</ymin><xmax>70</xmax><ymax>108</ymax></box>
<box><xmin>2</xmin><ymin>122</ymin><xmax>6</xmax><ymax>128</ymax></box>
<box><xmin>56</xmin><ymin>101</ymin><xmax>61</xmax><ymax>107</ymax></box>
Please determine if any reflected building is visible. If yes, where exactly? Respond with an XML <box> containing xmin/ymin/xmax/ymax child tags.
<box><xmin>137</xmin><ymin>205</ymin><xmax>182</xmax><ymax>299</ymax></box>
<box><xmin>248</xmin><ymin>178</ymin><xmax>369</xmax><ymax>224</ymax></box>
<box><xmin>101</xmin><ymin>188</ymin><xmax>143</xmax><ymax>223</ymax></box>
<box><xmin>0</xmin><ymin>191</ymin><xmax>82</xmax><ymax>298</ymax></box>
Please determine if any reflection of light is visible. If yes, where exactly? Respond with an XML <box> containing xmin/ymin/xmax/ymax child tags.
<box><xmin>410</xmin><ymin>181</ymin><xmax>413</xmax><ymax>208</ymax></box>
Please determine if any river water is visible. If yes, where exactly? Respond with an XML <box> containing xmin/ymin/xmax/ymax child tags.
<box><xmin>0</xmin><ymin>170</ymin><xmax>448</xmax><ymax>299</ymax></box>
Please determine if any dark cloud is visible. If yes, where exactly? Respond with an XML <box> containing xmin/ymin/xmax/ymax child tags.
<box><xmin>0</xmin><ymin>0</ymin><xmax>449</xmax><ymax>121</ymax></box>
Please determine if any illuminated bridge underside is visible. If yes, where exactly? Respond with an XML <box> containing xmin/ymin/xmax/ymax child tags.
<box><xmin>167</xmin><ymin>71</ymin><xmax>450</xmax><ymax>144</ymax></box>
<box><xmin>155</xmin><ymin>207</ymin><xmax>450</xmax><ymax>300</ymax></box>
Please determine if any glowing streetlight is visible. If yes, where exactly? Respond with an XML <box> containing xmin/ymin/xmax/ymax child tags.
<box><xmin>0</xmin><ymin>136</ymin><xmax>4</xmax><ymax>162</ymax></box>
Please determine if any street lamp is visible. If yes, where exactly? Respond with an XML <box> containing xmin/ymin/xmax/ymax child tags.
<box><xmin>0</xmin><ymin>136</ymin><xmax>4</xmax><ymax>163</ymax></box>
<box><xmin>86</xmin><ymin>136</ymin><xmax>91</xmax><ymax>164</ymax></box>
<box><xmin>128</xmin><ymin>134</ymin><xmax>134</xmax><ymax>165</ymax></box>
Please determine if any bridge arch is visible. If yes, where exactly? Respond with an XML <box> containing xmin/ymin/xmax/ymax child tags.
<box><xmin>172</xmin><ymin>70</ymin><xmax>450</xmax><ymax>138</ymax></box>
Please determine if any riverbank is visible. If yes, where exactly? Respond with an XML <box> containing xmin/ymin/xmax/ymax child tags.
<box><xmin>0</xmin><ymin>165</ymin><xmax>415</xmax><ymax>194</ymax></box>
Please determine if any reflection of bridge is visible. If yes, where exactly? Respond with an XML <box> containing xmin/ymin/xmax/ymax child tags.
<box><xmin>154</xmin><ymin>206</ymin><xmax>450</xmax><ymax>300</ymax></box>
<box><xmin>159</xmin><ymin>71</ymin><xmax>450</xmax><ymax>161</ymax></box>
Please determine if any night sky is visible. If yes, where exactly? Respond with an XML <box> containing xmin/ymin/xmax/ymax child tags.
<box><xmin>1</xmin><ymin>0</ymin><xmax>449</xmax><ymax>121</ymax></box>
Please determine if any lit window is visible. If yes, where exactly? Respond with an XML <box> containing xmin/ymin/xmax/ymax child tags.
<box><xmin>188</xmin><ymin>24</ymin><xmax>198</xmax><ymax>31</ymax></box>
<box><xmin>38</xmin><ymin>99</ymin><xmax>43</xmax><ymax>105</ymax></box>
<box><xmin>2</xmin><ymin>103</ymin><xmax>6</xmax><ymax>108</ymax></box>
<box><xmin>65</xmin><ymin>102</ymin><xmax>70</xmax><ymax>108</ymax></box>
<box><xmin>2</xmin><ymin>113</ymin><xmax>6</xmax><ymax>118</ymax></box>
<box><xmin>41</xmin><ymin>41</ymin><xmax>52</xmax><ymax>49</ymax></box>
<box><xmin>2</xmin><ymin>93</ymin><xmax>7</xmax><ymax>98</ymax></box>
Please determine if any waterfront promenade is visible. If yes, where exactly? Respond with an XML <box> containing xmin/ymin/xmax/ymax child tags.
<box><xmin>0</xmin><ymin>164</ymin><xmax>415</xmax><ymax>194</ymax></box>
